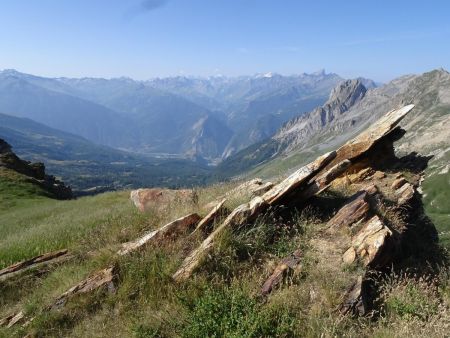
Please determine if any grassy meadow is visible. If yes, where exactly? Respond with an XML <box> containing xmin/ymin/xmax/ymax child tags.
<box><xmin>1</xmin><ymin>167</ymin><xmax>450</xmax><ymax>337</ymax></box>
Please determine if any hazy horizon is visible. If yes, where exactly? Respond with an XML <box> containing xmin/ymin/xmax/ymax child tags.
<box><xmin>1</xmin><ymin>0</ymin><xmax>449</xmax><ymax>82</ymax></box>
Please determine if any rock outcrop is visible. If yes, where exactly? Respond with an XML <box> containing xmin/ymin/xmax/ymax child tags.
<box><xmin>51</xmin><ymin>266</ymin><xmax>117</xmax><ymax>309</ymax></box>
<box><xmin>0</xmin><ymin>138</ymin><xmax>72</xmax><ymax>199</ymax></box>
<box><xmin>118</xmin><ymin>213</ymin><xmax>201</xmax><ymax>255</ymax></box>
<box><xmin>172</xmin><ymin>105</ymin><xmax>414</xmax><ymax>283</ymax></box>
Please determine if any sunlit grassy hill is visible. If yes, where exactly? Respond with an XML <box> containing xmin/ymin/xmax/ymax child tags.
<box><xmin>1</xmin><ymin>155</ymin><xmax>450</xmax><ymax>337</ymax></box>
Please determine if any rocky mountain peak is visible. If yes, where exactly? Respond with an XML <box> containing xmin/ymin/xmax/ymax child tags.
<box><xmin>273</xmin><ymin>79</ymin><xmax>367</xmax><ymax>147</ymax></box>
<box><xmin>217</xmin><ymin>78</ymin><xmax>370</xmax><ymax>173</ymax></box>
<box><xmin>326</xmin><ymin>79</ymin><xmax>367</xmax><ymax>111</ymax></box>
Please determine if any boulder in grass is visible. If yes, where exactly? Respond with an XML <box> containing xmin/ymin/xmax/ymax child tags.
<box><xmin>130</xmin><ymin>188</ymin><xmax>198</xmax><ymax>212</ymax></box>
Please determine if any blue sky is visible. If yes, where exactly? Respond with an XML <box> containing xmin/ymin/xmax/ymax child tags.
<box><xmin>0</xmin><ymin>0</ymin><xmax>449</xmax><ymax>82</ymax></box>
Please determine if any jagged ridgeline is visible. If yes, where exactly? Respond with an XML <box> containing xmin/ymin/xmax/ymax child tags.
<box><xmin>218</xmin><ymin>69</ymin><xmax>450</xmax><ymax>178</ymax></box>
<box><xmin>1</xmin><ymin>105</ymin><xmax>449</xmax><ymax>337</ymax></box>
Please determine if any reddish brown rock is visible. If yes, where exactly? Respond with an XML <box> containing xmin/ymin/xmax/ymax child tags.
<box><xmin>130</xmin><ymin>188</ymin><xmax>197</xmax><ymax>212</ymax></box>
<box><xmin>51</xmin><ymin>266</ymin><xmax>116</xmax><ymax>309</ymax></box>
<box><xmin>261</xmin><ymin>249</ymin><xmax>302</xmax><ymax>296</ymax></box>
<box><xmin>327</xmin><ymin>190</ymin><xmax>372</xmax><ymax>229</ymax></box>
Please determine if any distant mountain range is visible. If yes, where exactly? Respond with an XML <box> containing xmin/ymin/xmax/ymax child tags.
<box><xmin>218</xmin><ymin>70</ymin><xmax>450</xmax><ymax>228</ymax></box>
<box><xmin>0</xmin><ymin>69</ymin><xmax>351</xmax><ymax>162</ymax></box>
<box><xmin>216</xmin><ymin>68</ymin><xmax>450</xmax><ymax>245</ymax></box>
<box><xmin>219</xmin><ymin>69</ymin><xmax>449</xmax><ymax>175</ymax></box>
<box><xmin>0</xmin><ymin>68</ymin><xmax>448</xmax><ymax>234</ymax></box>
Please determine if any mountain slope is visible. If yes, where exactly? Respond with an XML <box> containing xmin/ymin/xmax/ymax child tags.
<box><xmin>0</xmin><ymin>72</ymin><xmax>235</xmax><ymax>160</ymax></box>
<box><xmin>0</xmin><ymin>112</ymin><xmax>213</xmax><ymax>192</ymax></box>
<box><xmin>217</xmin><ymin>79</ymin><xmax>368</xmax><ymax>175</ymax></box>
<box><xmin>0</xmin><ymin>70</ymin><xmax>134</xmax><ymax>148</ymax></box>
<box><xmin>0</xmin><ymin>69</ymin><xmax>373</xmax><ymax>161</ymax></box>
<box><xmin>221</xmin><ymin>69</ymin><xmax>450</xmax><ymax>244</ymax></box>
<box><xmin>62</xmin><ymin>72</ymin><xmax>345</xmax><ymax>157</ymax></box>
<box><xmin>150</xmin><ymin>72</ymin><xmax>345</xmax><ymax>156</ymax></box>
<box><xmin>0</xmin><ymin>138</ymin><xmax>72</xmax><ymax>209</ymax></box>
<box><xmin>184</xmin><ymin>115</ymin><xmax>233</xmax><ymax>162</ymax></box>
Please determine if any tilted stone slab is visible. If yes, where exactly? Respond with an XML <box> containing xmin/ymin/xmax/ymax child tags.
<box><xmin>261</xmin><ymin>249</ymin><xmax>302</xmax><ymax>296</ymax></box>
<box><xmin>118</xmin><ymin>213</ymin><xmax>201</xmax><ymax>256</ymax></box>
<box><xmin>303</xmin><ymin>159</ymin><xmax>352</xmax><ymax>199</ymax></box>
<box><xmin>0</xmin><ymin>311</ymin><xmax>24</xmax><ymax>328</ymax></box>
<box><xmin>173</xmin><ymin>197</ymin><xmax>267</xmax><ymax>282</ymax></box>
<box><xmin>325</xmin><ymin>104</ymin><xmax>414</xmax><ymax>170</ymax></box>
<box><xmin>0</xmin><ymin>249</ymin><xmax>69</xmax><ymax>280</ymax></box>
<box><xmin>395</xmin><ymin>182</ymin><xmax>415</xmax><ymax>205</ymax></box>
<box><xmin>327</xmin><ymin>187</ymin><xmax>376</xmax><ymax>229</ymax></box>
<box><xmin>342</xmin><ymin>215</ymin><xmax>393</xmax><ymax>267</ymax></box>
<box><xmin>51</xmin><ymin>266</ymin><xmax>116</xmax><ymax>309</ymax></box>
<box><xmin>252</xmin><ymin>181</ymin><xmax>275</xmax><ymax>197</ymax></box>
<box><xmin>173</xmin><ymin>105</ymin><xmax>414</xmax><ymax>282</ymax></box>
<box><xmin>191</xmin><ymin>199</ymin><xmax>228</xmax><ymax>235</ymax></box>
<box><xmin>261</xmin><ymin>151</ymin><xmax>337</xmax><ymax>205</ymax></box>
<box><xmin>391</xmin><ymin>177</ymin><xmax>407</xmax><ymax>190</ymax></box>
<box><xmin>339</xmin><ymin>276</ymin><xmax>369</xmax><ymax>316</ymax></box>
<box><xmin>173</xmin><ymin>152</ymin><xmax>336</xmax><ymax>282</ymax></box>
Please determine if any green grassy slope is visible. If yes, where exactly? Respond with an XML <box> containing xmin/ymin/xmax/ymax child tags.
<box><xmin>1</xmin><ymin>169</ymin><xmax>449</xmax><ymax>337</ymax></box>
<box><xmin>423</xmin><ymin>172</ymin><xmax>450</xmax><ymax>248</ymax></box>
<box><xmin>0</xmin><ymin>168</ymin><xmax>52</xmax><ymax>211</ymax></box>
